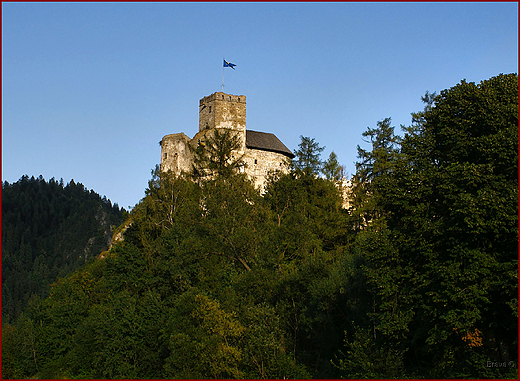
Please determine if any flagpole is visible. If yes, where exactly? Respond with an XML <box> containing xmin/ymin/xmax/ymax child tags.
<box><xmin>221</xmin><ymin>58</ymin><xmax>225</xmax><ymax>92</ymax></box>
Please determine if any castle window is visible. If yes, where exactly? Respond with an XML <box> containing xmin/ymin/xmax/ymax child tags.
<box><xmin>229</xmin><ymin>96</ymin><xmax>231</xmax><ymax>101</ymax></box>
<box><xmin>164</xmin><ymin>153</ymin><xmax>168</xmax><ymax>159</ymax></box>
<box><xmin>238</xmin><ymin>98</ymin><xmax>240</xmax><ymax>102</ymax></box>
<box><xmin>254</xmin><ymin>159</ymin><xmax>257</xmax><ymax>164</ymax></box>
<box><xmin>222</xmin><ymin>95</ymin><xmax>224</xmax><ymax>99</ymax></box>
<box><xmin>209</xmin><ymin>106</ymin><xmax>212</xmax><ymax>113</ymax></box>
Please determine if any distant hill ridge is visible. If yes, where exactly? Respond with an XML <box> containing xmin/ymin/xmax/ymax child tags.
<box><xmin>1</xmin><ymin>175</ymin><xmax>125</xmax><ymax>322</ymax></box>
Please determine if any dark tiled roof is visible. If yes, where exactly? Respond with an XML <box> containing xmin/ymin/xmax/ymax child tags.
<box><xmin>246</xmin><ymin>130</ymin><xmax>294</xmax><ymax>158</ymax></box>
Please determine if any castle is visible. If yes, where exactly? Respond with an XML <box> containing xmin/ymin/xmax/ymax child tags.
<box><xmin>160</xmin><ymin>92</ymin><xmax>294</xmax><ymax>190</ymax></box>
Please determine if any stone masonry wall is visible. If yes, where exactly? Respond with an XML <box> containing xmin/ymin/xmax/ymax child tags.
<box><xmin>160</xmin><ymin>91</ymin><xmax>352</xmax><ymax>207</ymax></box>
<box><xmin>161</xmin><ymin>92</ymin><xmax>290</xmax><ymax>191</ymax></box>
<box><xmin>199</xmin><ymin>92</ymin><xmax>246</xmax><ymax>134</ymax></box>
<box><xmin>160</xmin><ymin>133</ymin><xmax>193</xmax><ymax>173</ymax></box>
<box><xmin>243</xmin><ymin>148</ymin><xmax>291</xmax><ymax>191</ymax></box>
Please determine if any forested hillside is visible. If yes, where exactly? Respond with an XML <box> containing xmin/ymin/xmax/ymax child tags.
<box><xmin>2</xmin><ymin>73</ymin><xmax>517</xmax><ymax>379</ymax></box>
<box><xmin>2</xmin><ymin>176</ymin><xmax>125</xmax><ymax>322</ymax></box>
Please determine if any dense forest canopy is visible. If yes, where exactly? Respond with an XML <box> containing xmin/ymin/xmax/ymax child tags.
<box><xmin>2</xmin><ymin>73</ymin><xmax>517</xmax><ymax>379</ymax></box>
<box><xmin>2</xmin><ymin>176</ymin><xmax>125</xmax><ymax>323</ymax></box>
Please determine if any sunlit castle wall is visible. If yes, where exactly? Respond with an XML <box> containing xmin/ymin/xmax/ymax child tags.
<box><xmin>198</xmin><ymin>92</ymin><xmax>247</xmax><ymax>150</ymax></box>
<box><xmin>243</xmin><ymin>149</ymin><xmax>291</xmax><ymax>191</ymax></box>
<box><xmin>160</xmin><ymin>92</ymin><xmax>295</xmax><ymax>193</ymax></box>
<box><xmin>159</xmin><ymin>133</ymin><xmax>192</xmax><ymax>174</ymax></box>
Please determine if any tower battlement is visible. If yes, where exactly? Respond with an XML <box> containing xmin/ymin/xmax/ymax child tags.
<box><xmin>199</xmin><ymin>92</ymin><xmax>245</xmax><ymax>106</ymax></box>
<box><xmin>198</xmin><ymin>92</ymin><xmax>246</xmax><ymax>133</ymax></box>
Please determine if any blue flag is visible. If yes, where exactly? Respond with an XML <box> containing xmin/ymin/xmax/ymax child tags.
<box><xmin>223</xmin><ymin>60</ymin><xmax>236</xmax><ymax>70</ymax></box>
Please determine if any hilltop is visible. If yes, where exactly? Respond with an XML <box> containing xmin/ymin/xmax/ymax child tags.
<box><xmin>2</xmin><ymin>175</ymin><xmax>125</xmax><ymax>323</ymax></box>
<box><xmin>1</xmin><ymin>74</ymin><xmax>517</xmax><ymax>379</ymax></box>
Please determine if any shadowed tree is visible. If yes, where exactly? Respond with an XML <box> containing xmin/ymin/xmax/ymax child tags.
<box><xmin>190</xmin><ymin>128</ymin><xmax>246</xmax><ymax>180</ymax></box>
<box><xmin>341</xmin><ymin>74</ymin><xmax>518</xmax><ymax>379</ymax></box>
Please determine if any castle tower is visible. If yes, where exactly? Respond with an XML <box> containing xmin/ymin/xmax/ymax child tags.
<box><xmin>160</xmin><ymin>91</ymin><xmax>294</xmax><ymax>190</ymax></box>
<box><xmin>198</xmin><ymin>92</ymin><xmax>246</xmax><ymax>133</ymax></box>
<box><xmin>161</xmin><ymin>92</ymin><xmax>247</xmax><ymax>174</ymax></box>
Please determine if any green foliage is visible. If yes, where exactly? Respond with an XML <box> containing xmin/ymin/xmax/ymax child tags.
<box><xmin>1</xmin><ymin>317</ymin><xmax>40</xmax><ymax>378</ymax></box>
<box><xmin>334</xmin><ymin>327</ymin><xmax>408</xmax><ymax>379</ymax></box>
<box><xmin>1</xmin><ymin>175</ymin><xmax>124</xmax><ymax>323</ymax></box>
<box><xmin>322</xmin><ymin>151</ymin><xmax>345</xmax><ymax>181</ymax></box>
<box><xmin>343</xmin><ymin>73</ymin><xmax>518</xmax><ymax>378</ymax></box>
<box><xmin>292</xmin><ymin>135</ymin><xmax>325</xmax><ymax>176</ymax></box>
<box><xmin>350</xmin><ymin>117</ymin><xmax>402</xmax><ymax>228</ymax></box>
<box><xmin>190</xmin><ymin>128</ymin><xmax>246</xmax><ymax>180</ymax></box>
<box><xmin>163</xmin><ymin>290</ymin><xmax>244</xmax><ymax>379</ymax></box>
<box><xmin>4</xmin><ymin>74</ymin><xmax>516</xmax><ymax>380</ymax></box>
<box><xmin>4</xmin><ymin>146</ymin><xmax>351</xmax><ymax>378</ymax></box>
<box><xmin>264</xmin><ymin>170</ymin><xmax>347</xmax><ymax>253</ymax></box>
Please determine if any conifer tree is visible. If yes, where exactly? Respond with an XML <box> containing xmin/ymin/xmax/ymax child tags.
<box><xmin>322</xmin><ymin>151</ymin><xmax>345</xmax><ymax>181</ymax></box>
<box><xmin>292</xmin><ymin>136</ymin><xmax>325</xmax><ymax>176</ymax></box>
<box><xmin>190</xmin><ymin>128</ymin><xmax>246</xmax><ymax>180</ymax></box>
<box><xmin>350</xmin><ymin>117</ymin><xmax>401</xmax><ymax>229</ymax></box>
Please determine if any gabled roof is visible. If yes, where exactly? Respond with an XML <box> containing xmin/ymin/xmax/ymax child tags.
<box><xmin>245</xmin><ymin>130</ymin><xmax>295</xmax><ymax>158</ymax></box>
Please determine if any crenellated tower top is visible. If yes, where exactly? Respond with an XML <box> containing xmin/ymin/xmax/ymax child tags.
<box><xmin>198</xmin><ymin>92</ymin><xmax>246</xmax><ymax>133</ymax></box>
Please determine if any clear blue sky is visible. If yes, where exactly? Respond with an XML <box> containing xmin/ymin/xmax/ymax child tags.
<box><xmin>2</xmin><ymin>2</ymin><xmax>518</xmax><ymax>210</ymax></box>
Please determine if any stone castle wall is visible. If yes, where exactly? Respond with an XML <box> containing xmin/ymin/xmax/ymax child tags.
<box><xmin>160</xmin><ymin>133</ymin><xmax>193</xmax><ymax>174</ymax></box>
<box><xmin>160</xmin><ymin>91</ymin><xmax>353</xmax><ymax>205</ymax></box>
<box><xmin>199</xmin><ymin>92</ymin><xmax>246</xmax><ymax>133</ymax></box>
<box><xmin>243</xmin><ymin>148</ymin><xmax>291</xmax><ymax>190</ymax></box>
<box><xmin>161</xmin><ymin>92</ymin><xmax>291</xmax><ymax>191</ymax></box>
<box><xmin>160</xmin><ymin>131</ymin><xmax>291</xmax><ymax>192</ymax></box>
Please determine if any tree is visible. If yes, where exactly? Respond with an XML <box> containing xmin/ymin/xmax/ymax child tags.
<box><xmin>190</xmin><ymin>128</ymin><xmax>246</xmax><ymax>180</ymax></box>
<box><xmin>292</xmin><ymin>136</ymin><xmax>325</xmax><ymax>176</ymax></box>
<box><xmin>334</xmin><ymin>327</ymin><xmax>407</xmax><ymax>379</ymax></box>
<box><xmin>349</xmin><ymin>74</ymin><xmax>518</xmax><ymax>378</ymax></box>
<box><xmin>163</xmin><ymin>291</ymin><xmax>244</xmax><ymax>379</ymax></box>
<box><xmin>350</xmin><ymin>117</ymin><xmax>402</xmax><ymax>229</ymax></box>
<box><xmin>195</xmin><ymin>173</ymin><xmax>264</xmax><ymax>274</ymax></box>
<box><xmin>262</xmin><ymin>169</ymin><xmax>351</xmax><ymax>377</ymax></box>
<box><xmin>354</xmin><ymin>117</ymin><xmax>400</xmax><ymax>184</ymax></box>
<box><xmin>322</xmin><ymin>151</ymin><xmax>345</xmax><ymax>182</ymax></box>
<box><xmin>397</xmin><ymin>74</ymin><xmax>518</xmax><ymax>375</ymax></box>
